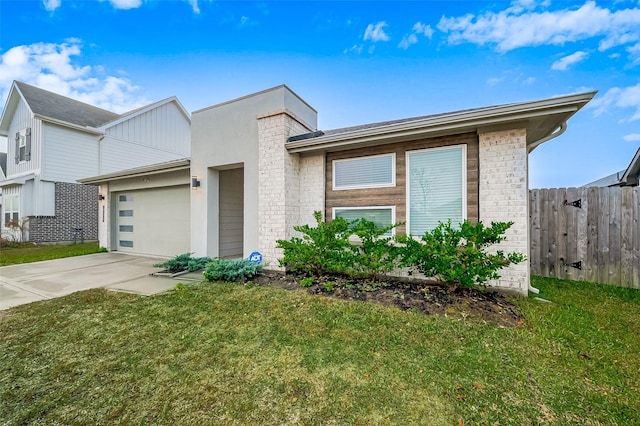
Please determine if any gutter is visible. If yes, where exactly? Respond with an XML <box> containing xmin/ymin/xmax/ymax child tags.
<box><xmin>525</xmin><ymin>120</ymin><xmax>570</xmax><ymax>296</ymax></box>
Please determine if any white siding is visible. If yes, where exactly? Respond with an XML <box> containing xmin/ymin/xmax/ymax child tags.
<box><xmin>22</xmin><ymin>178</ymin><xmax>55</xmax><ymax>217</ymax></box>
<box><xmin>6</xmin><ymin>99</ymin><xmax>40</xmax><ymax>178</ymax></box>
<box><xmin>99</xmin><ymin>137</ymin><xmax>187</xmax><ymax>175</ymax></box>
<box><xmin>103</xmin><ymin>102</ymin><xmax>190</xmax><ymax>157</ymax></box>
<box><xmin>41</xmin><ymin>123</ymin><xmax>100</xmax><ymax>182</ymax></box>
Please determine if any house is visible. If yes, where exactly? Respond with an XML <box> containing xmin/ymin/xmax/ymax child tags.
<box><xmin>83</xmin><ymin>85</ymin><xmax>595</xmax><ymax>295</ymax></box>
<box><xmin>0</xmin><ymin>81</ymin><xmax>191</xmax><ymax>242</ymax></box>
<box><xmin>582</xmin><ymin>146</ymin><xmax>640</xmax><ymax>187</ymax></box>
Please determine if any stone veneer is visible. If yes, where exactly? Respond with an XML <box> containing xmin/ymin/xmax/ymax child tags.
<box><xmin>478</xmin><ymin>128</ymin><xmax>529</xmax><ymax>295</ymax></box>
<box><xmin>28</xmin><ymin>182</ymin><xmax>99</xmax><ymax>243</ymax></box>
<box><xmin>257</xmin><ymin>109</ymin><xmax>314</xmax><ymax>269</ymax></box>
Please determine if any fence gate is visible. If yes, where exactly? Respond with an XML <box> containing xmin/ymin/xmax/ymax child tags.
<box><xmin>529</xmin><ymin>187</ymin><xmax>639</xmax><ymax>288</ymax></box>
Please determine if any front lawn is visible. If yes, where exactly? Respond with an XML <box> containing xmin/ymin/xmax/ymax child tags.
<box><xmin>0</xmin><ymin>242</ymin><xmax>106</xmax><ymax>266</ymax></box>
<box><xmin>0</xmin><ymin>276</ymin><xmax>638</xmax><ymax>425</ymax></box>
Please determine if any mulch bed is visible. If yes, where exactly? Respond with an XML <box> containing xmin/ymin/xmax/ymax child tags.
<box><xmin>251</xmin><ymin>271</ymin><xmax>524</xmax><ymax>328</ymax></box>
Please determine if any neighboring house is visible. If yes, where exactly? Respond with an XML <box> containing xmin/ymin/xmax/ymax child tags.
<box><xmin>84</xmin><ymin>85</ymin><xmax>595</xmax><ymax>295</ymax></box>
<box><xmin>0</xmin><ymin>81</ymin><xmax>191</xmax><ymax>242</ymax></box>
<box><xmin>582</xmin><ymin>146</ymin><xmax>640</xmax><ymax>187</ymax></box>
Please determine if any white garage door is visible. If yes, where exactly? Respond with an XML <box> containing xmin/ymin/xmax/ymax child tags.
<box><xmin>114</xmin><ymin>186</ymin><xmax>190</xmax><ymax>257</ymax></box>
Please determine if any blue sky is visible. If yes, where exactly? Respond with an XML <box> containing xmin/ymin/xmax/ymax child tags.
<box><xmin>1</xmin><ymin>0</ymin><xmax>639</xmax><ymax>188</ymax></box>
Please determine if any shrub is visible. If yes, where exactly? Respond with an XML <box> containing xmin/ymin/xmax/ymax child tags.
<box><xmin>348</xmin><ymin>219</ymin><xmax>402</xmax><ymax>280</ymax></box>
<box><xmin>276</xmin><ymin>211</ymin><xmax>353</xmax><ymax>275</ymax></box>
<box><xmin>397</xmin><ymin>220</ymin><xmax>526</xmax><ymax>288</ymax></box>
<box><xmin>154</xmin><ymin>253</ymin><xmax>213</xmax><ymax>273</ymax></box>
<box><xmin>203</xmin><ymin>258</ymin><xmax>263</xmax><ymax>282</ymax></box>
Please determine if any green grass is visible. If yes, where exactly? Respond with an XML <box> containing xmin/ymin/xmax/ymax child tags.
<box><xmin>0</xmin><ymin>276</ymin><xmax>638</xmax><ymax>425</ymax></box>
<box><xmin>0</xmin><ymin>242</ymin><xmax>106</xmax><ymax>266</ymax></box>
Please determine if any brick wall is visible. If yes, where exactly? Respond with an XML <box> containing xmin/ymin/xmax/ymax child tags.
<box><xmin>478</xmin><ymin>128</ymin><xmax>529</xmax><ymax>295</ymax></box>
<box><xmin>299</xmin><ymin>154</ymin><xmax>325</xmax><ymax>226</ymax></box>
<box><xmin>257</xmin><ymin>109</ymin><xmax>313</xmax><ymax>269</ymax></box>
<box><xmin>28</xmin><ymin>182</ymin><xmax>98</xmax><ymax>243</ymax></box>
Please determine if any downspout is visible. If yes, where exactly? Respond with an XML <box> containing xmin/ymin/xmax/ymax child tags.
<box><xmin>526</xmin><ymin>121</ymin><xmax>568</xmax><ymax>295</ymax></box>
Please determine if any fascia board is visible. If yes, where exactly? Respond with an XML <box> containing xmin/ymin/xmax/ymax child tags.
<box><xmin>100</xmin><ymin>96</ymin><xmax>191</xmax><ymax>130</ymax></box>
<box><xmin>287</xmin><ymin>91</ymin><xmax>596</xmax><ymax>154</ymax></box>
<box><xmin>35</xmin><ymin>114</ymin><xmax>104</xmax><ymax>135</ymax></box>
<box><xmin>78</xmin><ymin>159</ymin><xmax>191</xmax><ymax>184</ymax></box>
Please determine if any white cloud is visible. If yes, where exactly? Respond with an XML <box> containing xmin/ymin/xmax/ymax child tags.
<box><xmin>487</xmin><ymin>77</ymin><xmax>503</xmax><ymax>86</ymax></box>
<box><xmin>623</xmin><ymin>133</ymin><xmax>640</xmax><ymax>141</ymax></box>
<box><xmin>42</xmin><ymin>0</ymin><xmax>61</xmax><ymax>12</ymax></box>
<box><xmin>590</xmin><ymin>83</ymin><xmax>640</xmax><ymax>122</ymax></box>
<box><xmin>0</xmin><ymin>40</ymin><xmax>147</xmax><ymax>114</ymax></box>
<box><xmin>188</xmin><ymin>0</ymin><xmax>200</xmax><ymax>14</ymax></box>
<box><xmin>344</xmin><ymin>44</ymin><xmax>363</xmax><ymax>54</ymax></box>
<box><xmin>109</xmin><ymin>0</ymin><xmax>142</xmax><ymax>10</ymax></box>
<box><xmin>398</xmin><ymin>21</ymin><xmax>434</xmax><ymax>50</ymax></box>
<box><xmin>364</xmin><ymin>22</ymin><xmax>390</xmax><ymax>42</ymax></box>
<box><xmin>551</xmin><ymin>50</ymin><xmax>589</xmax><ymax>70</ymax></box>
<box><xmin>398</xmin><ymin>34</ymin><xmax>418</xmax><ymax>50</ymax></box>
<box><xmin>437</xmin><ymin>1</ymin><xmax>640</xmax><ymax>61</ymax></box>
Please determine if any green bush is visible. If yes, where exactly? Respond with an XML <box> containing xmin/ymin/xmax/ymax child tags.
<box><xmin>276</xmin><ymin>211</ymin><xmax>353</xmax><ymax>275</ymax></box>
<box><xmin>154</xmin><ymin>253</ymin><xmax>212</xmax><ymax>273</ymax></box>
<box><xmin>348</xmin><ymin>219</ymin><xmax>401</xmax><ymax>280</ymax></box>
<box><xmin>397</xmin><ymin>220</ymin><xmax>526</xmax><ymax>288</ymax></box>
<box><xmin>203</xmin><ymin>258</ymin><xmax>263</xmax><ymax>282</ymax></box>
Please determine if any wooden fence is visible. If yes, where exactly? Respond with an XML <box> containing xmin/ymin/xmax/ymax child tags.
<box><xmin>529</xmin><ymin>186</ymin><xmax>640</xmax><ymax>288</ymax></box>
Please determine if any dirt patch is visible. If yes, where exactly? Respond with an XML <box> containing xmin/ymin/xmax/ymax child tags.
<box><xmin>251</xmin><ymin>271</ymin><xmax>524</xmax><ymax>328</ymax></box>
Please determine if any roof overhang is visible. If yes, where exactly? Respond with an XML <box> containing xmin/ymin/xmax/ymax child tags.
<box><xmin>78</xmin><ymin>158</ymin><xmax>191</xmax><ymax>185</ymax></box>
<box><xmin>286</xmin><ymin>91</ymin><xmax>596</xmax><ymax>155</ymax></box>
<box><xmin>0</xmin><ymin>173</ymin><xmax>36</xmax><ymax>187</ymax></box>
<box><xmin>620</xmin><ymin>146</ymin><xmax>640</xmax><ymax>186</ymax></box>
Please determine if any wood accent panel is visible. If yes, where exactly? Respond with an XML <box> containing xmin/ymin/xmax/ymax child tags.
<box><xmin>325</xmin><ymin>132</ymin><xmax>479</xmax><ymax>235</ymax></box>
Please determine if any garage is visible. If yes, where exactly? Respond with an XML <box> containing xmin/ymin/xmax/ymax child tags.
<box><xmin>114</xmin><ymin>186</ymin><xmax>190</xmax><ymax>257</ymax></box>
<box><xmin>80</xmin><ymin>159</ymin><xmax>192</xmax><ymax>258</ymax></box>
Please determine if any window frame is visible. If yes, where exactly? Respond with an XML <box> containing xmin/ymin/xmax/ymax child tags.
<box><xmin>3</xmin><ymin>195</ymin><xmax>20</xmax><ymax>226</ymax></box>
<box><xmin>332</xmin><ymin>205</ymin><xmax>397</xmax><ymax>236</ymax></box>
<box><xmin>332</xmin><ymin>153</ymin><xmax>396</xmax><ymax>191</ymax></box>
<box><xmin>17</xmin><ymin>129</ymin><xmax>27</xmax><ymax>162</ymax></box>
<box><xmin>405</xmin><ymin>144</ymin><xmax>467</xmax><ymax>236</ymax></box>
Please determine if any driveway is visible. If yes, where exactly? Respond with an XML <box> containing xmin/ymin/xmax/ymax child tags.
<box><xmin>0</xmin><ymin>252</ymin><xmax>189</xmax><ymax>311</ymax></box>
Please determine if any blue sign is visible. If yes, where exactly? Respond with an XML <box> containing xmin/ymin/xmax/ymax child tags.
<box><xmin>248</xmin><ymin>251</ymin><xmax>263</xmax><ymax>265</ymax></box>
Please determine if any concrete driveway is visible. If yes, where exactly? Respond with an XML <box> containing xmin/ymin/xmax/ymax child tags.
<box><xmin>0</xmin><ymin>252</ymin><xmax>191</xmax><ymax>311</ymax></box>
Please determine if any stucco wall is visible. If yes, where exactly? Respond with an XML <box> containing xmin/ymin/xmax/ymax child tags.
<box><xmin>478</xmin><ymin>128</ymin><xmax>529</xmax><ymax>295</ymax></box>
<box><xmin>190</xmin><ymin>86</ymin><xmax>317</xmax><ymax>259</ymax></box>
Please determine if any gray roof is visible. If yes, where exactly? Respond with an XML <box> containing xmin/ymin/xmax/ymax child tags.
<box><xmin>15</xmin><ymin>81</ymin><xmax>120</xmax><ymax>128</ymax></box>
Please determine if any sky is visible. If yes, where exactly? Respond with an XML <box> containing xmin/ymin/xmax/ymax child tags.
<box><xmin>0</xmin><ymin>0</ymin><xmax>639</xmax><ymax>188</ymax></box>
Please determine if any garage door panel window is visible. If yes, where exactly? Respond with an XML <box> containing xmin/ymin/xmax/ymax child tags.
<box><xmin>333</xmin><ymin>153</ymin><xmax>395</xmax><ymax>190</ymax></box>
<box><xmin>119</xmin><ymin>210</ymin><xmax>133</xmax><ymax>217</ymax></box>
<box><xmin>119</xmin><ymin>240</ymin><xmax>134</xmax><ymax>248</ymax></box>
<box><xmin>407</xmin><ymin>145</ymin><xmax>466</xmax><ymax>236</ymax></box>
<box><xmin>119</xmin><ymin>225</ymin><xmax>133</xmax><ymax>232</ymax></box>
<box><xmin>119</xmin><ymin>194</ymin><xmax>133</xmax><ymax>202</ymax></box>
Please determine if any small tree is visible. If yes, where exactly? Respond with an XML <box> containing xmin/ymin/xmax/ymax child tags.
<box><xmin>4</xmin><ymin>217</ymin><xmax>29</xmax><ymax>242</ymax></box>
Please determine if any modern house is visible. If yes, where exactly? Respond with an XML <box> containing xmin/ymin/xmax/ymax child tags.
<box><xmin>83</xmin><ymin>85</ymin><xmax>595</xmax><ymax>295</ymax></box>
<box><xmin>0</xmin><ymin>81</ymin><xmax>191</xmax><ymax>242</ymax></box>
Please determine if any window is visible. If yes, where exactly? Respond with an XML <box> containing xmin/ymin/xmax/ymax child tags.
<box><xmin>14</xmin><ymin>128</ymin><xmax>31</xmax><ymax>163</ymax></box>
<box><xmin>119</xmin><ymin>194</ymin><xmax>133</xmax><ymax>202</ymax></box>
<box><xmin>119</xmin><ymin>240</ymin><xmax>134</xmax><ymax>248</ymax></box>
<box><xmin>333</xmin><ymin>206</ymin><xmax>396</xmax><ymax>236</ymax></box>
<box><xmin>119</xmin><ymin>225</ymin><xmax>134</xmax><ymax>232</ymax></box>
<box><xmin>3</xmin><ymin>195</ymin><xmax>19</xmax><ymax>225</ymax></box>
<box><xmin>333</xmin><ymin>153</ymin><xmax>395</xmax><ymax>190</ymax></box>
<box><xmin>119</xmin><ymin>210</ymin><xmax>133</xmax><ymax>217</ymax></box>
<box><xmin>407</xmin><ymin>145</ymin><xmax>466</xmax><ymax>235</ymax></box>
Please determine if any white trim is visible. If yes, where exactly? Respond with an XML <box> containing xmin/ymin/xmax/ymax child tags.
<box><xmin>332</xmin><ymin>205</ymin><xmax>397</xmax><ymax>236</ymax></box>
<box><xmin>406</xmin><ymin>144</ymin><xmax>467</xmax><ymax>235</ymax></box>
<box><xmin>332</xmin><ymin>153</ymin><xmax>396</xmax><ymax>191</ymax></box>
